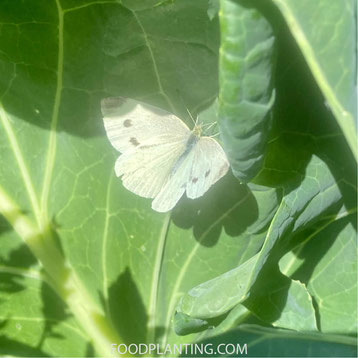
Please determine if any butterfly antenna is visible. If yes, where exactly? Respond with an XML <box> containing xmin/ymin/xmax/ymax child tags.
<box><xmin>209</xmin><ymin>132</ymin><xmax>220</xmax><ymax>138</ymax></box>
<box><xmin>204</xmin><ymin>122</ymin><xmax>217</xmax><ymax>130</ymax></box>
<box><xmin>201</xmin><ymin>121</ymin><xmax>217</xmax><ymax>135</ymax></box>
<box><xmin>186</xmin><ymin>107</ymin><xmax>197</xmax><ymax>126</ymax></box>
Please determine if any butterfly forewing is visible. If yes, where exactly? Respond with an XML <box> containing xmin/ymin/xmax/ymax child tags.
<box><xmin>116</xmin><ymin>134</ymin><xmax>188</xmax><ymax>199</ymax></box>
<box><xmin>102</xmin><ymin>97</ymin><xmax>189</xmax><ymax>153</ymax></box>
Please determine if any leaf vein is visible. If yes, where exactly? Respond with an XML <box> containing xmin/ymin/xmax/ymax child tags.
<box><xmin>40</xmin><ymin>0</ymin><xmax>64</xmax><ymax>225</ymax></box>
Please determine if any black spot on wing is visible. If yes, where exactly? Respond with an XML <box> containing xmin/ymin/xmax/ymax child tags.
<box><xmin>130</xmin><ymin>137</ymin><xmax>140</xmax><ymax>146</ymax></box>
<box><xmin>192</xmin><ymin>177</ymin><xmax>198</xmax><ymax>184</ymax></box>
<box><xmin>123</xmin><ymin>119</ymin><xmax>132</xmax><ymax>127</ymax></box>
<box><xmin>205</xmin><ymin>170</ymin><xmax>210</xmax><ymax>177</ymax></box>
<box><xmin>140</xmin><ymin>143</ymin><xmax>159</xmax><ymax>150</ymax></box>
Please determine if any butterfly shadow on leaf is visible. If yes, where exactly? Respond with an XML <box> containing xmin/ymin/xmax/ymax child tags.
<box><xmin>171</xmin><ymin>172</ymin><xmax>259</xmax><ymax>247</ymax></box>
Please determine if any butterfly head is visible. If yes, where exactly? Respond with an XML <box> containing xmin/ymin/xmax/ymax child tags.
<box><xmin>192</xmin><ymin>123</ymin><xmax>203</xmax><ymax>137</ymax></box>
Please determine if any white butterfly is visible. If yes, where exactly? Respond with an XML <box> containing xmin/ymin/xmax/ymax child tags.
<box><xmin>101</xmin><ymin>97</ymin><xmax>229</xmax><ymax>212</ymax></box>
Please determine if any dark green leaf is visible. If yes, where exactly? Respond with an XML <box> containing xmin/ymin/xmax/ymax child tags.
<box><xmin>218</xmin><ymin>0</ymin><xmax>276</xmax><ymax>181</ymax></box>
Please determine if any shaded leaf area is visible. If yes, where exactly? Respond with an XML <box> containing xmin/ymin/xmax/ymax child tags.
<box><xmin>0</xmin><ymin>226</ymin><xmax>37</xmax><ymax>270</ymax></box>
<box><xmin>0</xmin><ymin>271</ymin><xmax>90</xmax><ymax>357</ymax></box>
<box><xmin>0</xmin><ymin>235</ymin><xmax>39</xmax><ymax>298</ymax></box>
<box><xmin>174</xmin><ymin>0</ymin><xmax>357</xmax><ymax>337</ymax></box>
<box><xmin>279</xmin><ymin>216</ymin><xmax>357</xmax><ymax>334</ymax></box>
<box><xmin>218</xmin><ymin>0</ymin><xmax>276</xmax><ymax>181</ymax></box>
<box><xmin>182</xmin><ymin>325</ymin><xmax>357</xmax><ymax>357</ymax></box>
<box><xmin>243</xmin><ymin>0</ymin><xmax>357</xmax><ymax>331</ymax></box>
<box><xmin>175</xmin><ymin>155</ymin><xmax>348</xmax><ymax>333</ymax></box>
<box><xmin>272</xmin><ymin>0</ymin><xmax>357</xmax><ymax>159</ymax></box>
<box><xmin>107</xmin><ymin>267</ymin><xmax>148</xmax><ymax>345</ymax></box>
<box><xmin>0</xmin><ymin>0</ymin><xmax>219</xmax><ymax>137</ymax></box>
<box><xmin>158</xmin><ymin>177</ymin><xmax>279</xmax><ymax>345</ymax></box>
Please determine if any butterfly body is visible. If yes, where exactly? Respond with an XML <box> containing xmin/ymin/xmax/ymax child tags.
<box><xmin>102</xmin><ymin>97</ymin><xmax>229</xmax><ymax>212</ymax></box>
<box><xmin>170</xmin><ymin>131</ymin><xmax>199</xmax><ymax>177</ymax></box>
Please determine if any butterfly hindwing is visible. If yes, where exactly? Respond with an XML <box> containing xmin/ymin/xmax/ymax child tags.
<box><xmin>186</xmin><ymin>137</ymin><xmax>229</xmax><ymax>199</ymax></box>
<box><xmin>151</xmin><ymin>136</ymin><xmax>229</xmax><ymax>212</ymax></box>
<box><xmin>151</xmin><ymin>145</ymin><xmax>196</xmax><ymax>212</ymax></box>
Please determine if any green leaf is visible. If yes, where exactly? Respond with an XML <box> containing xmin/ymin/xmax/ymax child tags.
<box><xmin>173</xmin><ymin>312</ymin><xmax>209</xmax><ymax>336</ymax></box>
<box><xmin>175</xmin><ymin>153</ymin><xmax>355</xmax><ymax>332</ymax></box>
<box><xmin>176</xmin><ymin>254</ymin><xmax>258</xmax><ymax>319</ymax></box>
<box><xmin>218</xmin><ymin>0</ymin><xmax>276</xmax><ymax>181</ymax></box>
<box><xmin>244</xmin><ymin>272</ymin><xmax>318</xmax><ymax>331</ymax></box>
<box><xmin>272</xmin><ymin>0</ymin><xmax>357</xmax><ymax>160</ymax></box>
<box><xmin>279</xmin><ymin>215</ymin><xmax>357</xmax><ymax>334</ymax></box>
<box><xmin>157</xmin><ymin>179</ymin><xmax>279</xmax><ymax>344</ymax></box>
<box><xmin>186</xmin><ymin>325</ymin><xmax>357</xmax><ymax>357</ymax></box>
